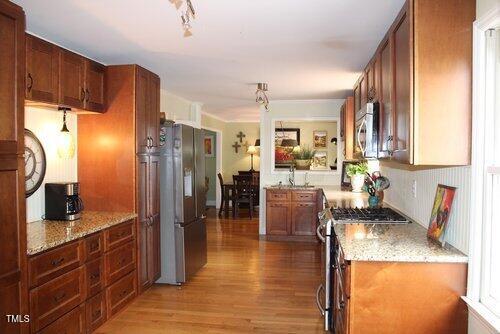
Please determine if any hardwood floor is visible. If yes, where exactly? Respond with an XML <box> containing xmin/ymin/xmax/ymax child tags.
<box><xmin>96</xmin><ymin>208</ymin><xmax>324</xmax><ymax>333</ymax></box>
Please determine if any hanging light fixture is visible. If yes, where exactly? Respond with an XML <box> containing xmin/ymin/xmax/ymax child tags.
<box><xmin>57</xmin><ymin>107</ymin><xmax>75</xmax><ymax>159</ymax></box>
<box><xmin>255</xmin><ymin>83</ymin><xmax>269</xmax><ymax>111</ymax></box>
<box><xmin>171</xmin><ymin>0</ymin><xmax>196</xmax><ymax>37</ymax></box>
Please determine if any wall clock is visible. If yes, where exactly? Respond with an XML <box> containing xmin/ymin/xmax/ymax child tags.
<box><xmin>25</xmin><ymin>129</ymin><xmax>46</xmax><ymax>198</ymax></box>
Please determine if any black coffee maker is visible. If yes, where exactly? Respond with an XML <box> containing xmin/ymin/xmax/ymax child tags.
<box><xmin>45</xmin><ymin>182</ymin><xmax>83</xmax><ymax>221</ymax></box>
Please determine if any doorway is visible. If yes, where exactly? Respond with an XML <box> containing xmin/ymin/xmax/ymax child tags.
<box><xmin>202</xmin><ymin>127</ymin><xmax>222</xmax><ymax>208</ymax></box>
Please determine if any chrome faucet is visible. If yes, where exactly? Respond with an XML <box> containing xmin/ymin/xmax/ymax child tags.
<box><xmin>304</xmin><ymin>172</ymin><xmax>309</xmax><ymax>187</ymax></box>
<box><xmin>288</xmin><ymin>164</ymin><xmax>295</xmax><ymax>186</ymax></box>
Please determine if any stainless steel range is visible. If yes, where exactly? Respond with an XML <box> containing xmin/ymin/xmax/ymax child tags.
<box><xmin>316</xmin><ymin>206</ymin><xmax>410</xmax><ymax>332</ymax></box>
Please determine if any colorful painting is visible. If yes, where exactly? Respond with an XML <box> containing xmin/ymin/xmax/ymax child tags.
<box><xmin>313</xmin><ymin>130</ymin><xmax>327</xmax><ymax>148</ymax></box>
<box><xmin>427</xmin><ymin>184</ymin><xmax>457</xmax><ymax>246</ymax></box>
<box><xmin>312</xmin><ymin>151</ymin><xmax>328</xmax><ymax>169</ymax></box>
<box><xmin>204</xmin><ymin>135</ymin><xmax>214</xmax><ymax>157</ymax></box>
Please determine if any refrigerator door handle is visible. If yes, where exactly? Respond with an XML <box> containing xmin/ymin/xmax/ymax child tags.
<box><xmin>316</xmin><ymin>221</ymin><xmax>327</xmax><ymax>243</ymax></box>
<box><xmin>316</xmin><ymin>284</ymin><xmax>325</xmax><ymax>316</ymax></box>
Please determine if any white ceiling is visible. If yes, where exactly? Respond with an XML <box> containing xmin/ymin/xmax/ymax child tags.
<box><xmin>15</xmin><ymin>0</ymin><xmax>405</xmax><ymax>121</ymax></box>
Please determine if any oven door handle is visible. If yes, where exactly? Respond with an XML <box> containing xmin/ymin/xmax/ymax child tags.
<box><xmin>316</xmin><ymin>284</ymin><xmax>325</xmax><ymax>316</ymax></box>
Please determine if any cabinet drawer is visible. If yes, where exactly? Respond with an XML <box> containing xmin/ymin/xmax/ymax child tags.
<box><xmin>104</xmin><ymin>220</ymin><xmax>135</xmax><ymax>251</ymax></box>
<box><xmin>29</xmin><ymin>241</ymin><xmax>84</xmax><ymax>288</ymax></box>
<box><xmin>37</xmin><ymin>304</ymin><xmax>85</xmax><ymax>334</ymax></box>
<box><xmin>30</xmin><ymin>267</ymin><xmax>86</xmax><ymax>332</ymax></box>
<box><xmin>85</xmin><ymin>258</ymin><xmax>104</xmax><ymax>298</ymax></box>
<box><xmin>84</xmin><ymin>232</ymin><xmax>104</xmax><ymax>262</ymax></box>
<box><xmin>266</xmin><ymin>190</ymin><xmax>290</xmax><ymax>202</ymax></box>
<box><xmin>104</xmin><ymin>241</ymin><xmax>136</xmax><ymax>285</ymax></box>
<box><xmin>106</xmin><ymin>270</ymin><xmax>136</xmax><ymax>317</ymax></box>
<box><xmin>291</xmin><ymin>191</ymin><xmax>317</xmax><ymax>202</ymax></box>
<box><xmin>85</xmin><ymin>292</ymin><xmax>107</xmax><ymax>334</ymax></box>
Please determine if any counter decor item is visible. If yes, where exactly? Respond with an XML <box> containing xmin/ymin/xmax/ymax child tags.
<box><xmin>427</xmin><ymin>184</ymin><xmax>456</xmax><ymax>247</ymax></box>
<box><xmin>346</xmin><ymin>162</ymin><xmax>368</xmax><ymax>192</ymax></box>
<box><xmin>364</xmin><ymin>171</ymin><xmax>391</xmax><ymax>207</ymax></box>
<box><xmin>292</xmin><ymin>146</ymin><xmax>315</xmax><ymax>170</ymax></box>
<box><xmin>25</xmin><ymin>129</ymin><xmax>47</xmax><ymax>197</ymax></box>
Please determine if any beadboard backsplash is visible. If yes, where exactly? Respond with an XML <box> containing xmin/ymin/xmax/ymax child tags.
<box><xmin>25</xmin><ymin>106</ymin><xmax>78</xmax><ymax>222</ymax></box>
<box><xmin>380</xmin><ymin>165</ymin><xmax>470</xmax><ymax>254</ymax></box>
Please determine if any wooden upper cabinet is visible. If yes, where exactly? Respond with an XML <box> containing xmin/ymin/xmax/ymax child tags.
<box><xmin>59</xmin><ymin>49</ymin><xmax>86</xmax><ymax>110</ymax></box>
<box><xmin>148</xmin><ymin>73</ymin><xmax>160</xmax><ymax>150</ymax></box>
<box><xmin>135</xmin><ymin>66</ymin><xmax>160</xmax><ymax>154</ymax></box>
<box><xmin>378</xmin><ymin>38</ymin><xmax>393</xmax><ymax>158</ymax></box>
<box><xmin>392</xmin><ymin>7</ymin><xmax>412</xmax><ymax>164</ymax></box>
<box><xmin>26</xmin><ymin>34</ymin><xmax>59</xmax><ymax>104</ymax></box>
<box><xmin>344</xmin><ymin>96</ymin><xmax>355</xmax><ymax>160</ymax></box>
<box><xmin>353</xmin><ymin>84</ymin><xmax>360</xmax><ymax>114</ymax></box>
<box><xmin>359</xmin><ymin>75</ymin><xmax>367</xmax><ymax>106</ymax></box>
<box><xmin>84</xmin><ymin>60</ymin><xmax>105</xmax><ymax>112</ymax></box>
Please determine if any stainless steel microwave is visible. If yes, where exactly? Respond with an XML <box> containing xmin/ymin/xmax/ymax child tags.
<box><xmin>354</xmin><ymin>102</ymin><xmax>379</xmax><ymax>159</ymax></box>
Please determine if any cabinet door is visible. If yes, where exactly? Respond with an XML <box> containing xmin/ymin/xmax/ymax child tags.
<box><xmin>136</xmin><ymin>155</ymin><xmax>151</xmax><ymax>292</ymax></box>
<box><xmin>59</xmin><ymin>50</ymin><xmax>85</xmax><ymax>109</ymax></box>
<box><xmin>291</xmin><ymin>202</ymin><xmax>316</xmax><ymax>236</ymax></box>
<box><xmin>353</xmin><ymin>83</ymin><xmax>360</xmax><ymax>115</ymax></box>
<box><xmin>38</xmin><ymin>304</ymin><xmax>86</xmax><ymax>334</ymax></box>
<box><xmin>147</xmin><ymin>73</ymin><xmax>160</xmax><ymax>151</ymax></box>
<box><xmin>392</xmin><ymin>8</ymin><xmax>412</xmax><ymax>163</ymax></box>
<box><xmin>26</xmin><ymin>34</ymin><xmax>59</xmax><ymax>104</ymax></box>
<box><xmin>266</xmin><ymin>202</ymin><xmax>290</xmax><ymax>235</ymax></box>
<box><xmin>148</xmin><ymin>155</ymin><xmax>161</xmax><ymax>282</ymax></box>
<box><xmin>379</xmin><ymin>38</ymin><xmax>393</xmax><ymax>157</ymax></box>
<box><xmin>85</xmin><ymin>292</ymin><xmax>106</xmax><ymax>334</ymax></box>
<box><xmin>359</xmin><ymin>75</ymin><xmax>367</xmax><ymax>106</ymax></box>
<box><xmin>135</xmin><ymin>67</ymin><xmax>149</xmax><ymax>153</ymax></box>
<box><xmin>84</xmin><ymin>60</ymin><xmax>105</xmax><ymax>112</ymax></box>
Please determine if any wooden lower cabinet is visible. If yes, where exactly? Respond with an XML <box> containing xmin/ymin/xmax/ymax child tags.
<box><xmin>334</xmin><ymin>237</ymin><xmax>468</xmax><ymax>334</ymax></box>
<box><xmin>28</xmin><ymin>220</ymin><xmax>137</xmax><ymax>333</ymax></box>
<box><xmin>266</xmin><ymin>189</ymin><xmax>322</xmax><ymax>237</ymax></box>
<box><xmin>38</xmin><ymin>305</ymin><xmax>86</xmax><ymax>334</ymax></box>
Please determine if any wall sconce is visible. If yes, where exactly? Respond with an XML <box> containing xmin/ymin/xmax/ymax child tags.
<box><xmin>57</xmin><ymin>107</ymin><xmax>75</xmax><ymax>159</ymax></box>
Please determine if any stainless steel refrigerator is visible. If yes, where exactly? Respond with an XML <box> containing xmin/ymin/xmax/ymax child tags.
<box><xmin>158</xmin><ymin>123</ymin><xmax>207</xmax><ymax>284</ymax></box>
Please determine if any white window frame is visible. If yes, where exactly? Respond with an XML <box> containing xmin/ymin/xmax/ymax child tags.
<box><xmin>465</xmin><ymin>5</ymin><xmax>500</xmax><ymax>333</ymax></box>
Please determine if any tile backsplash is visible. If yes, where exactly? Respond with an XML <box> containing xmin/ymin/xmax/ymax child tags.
<box><xmin>380</xmin><ymin>165</ymin><xmax>471</xmax><ymax>254</ymax></box>
<box><xmin>25</xmin><ymin>106</ymin><xmax>78</xmax><ymax>222</ymax></box>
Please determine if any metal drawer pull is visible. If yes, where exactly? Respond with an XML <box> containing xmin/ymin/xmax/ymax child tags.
<box><xmin>51</xmin><ymin>257</ymin><xmax>65</xmax><ymax>266</ymax></box>
<box><xmin>27</xmin><ymin>73</ymin><xmax>33</xmax><ymax>92</ymax></box>
<box><xmin>119</xmin><ymin>289</ymin><xmax>128</xmax><ymax>297</ymax></box>
<box><xmin>80</xmin><ymin>88</ymin><xmax>86</xmax><ymax>102</ymax></box>
<box><xmin>90</xmin><ymin>242</ymin><xmax>99</xmax><ymax>251</ymax></box>
<box><xmin>90</xmin><ymin>272</ymin><xmax>100</xmax><ymax>280</ymax></box>
<box><xmin>316</xmin><ymin>221</ymin><xmax>326</xmax><ymax>243</ymax></box>
<box><xmin>92</xmin><ymin>310</ymin><xmax>101</xmax><ymax>321</ymax></box>
<box><xmin>316</xmin><ymin>284</ymin><xmax>325</xmax><ymax>316</ymax></box>
<box><xmin>54</xmin><ymin>292</ymin><xmax>66</xmax><ymax>302</ymax></box>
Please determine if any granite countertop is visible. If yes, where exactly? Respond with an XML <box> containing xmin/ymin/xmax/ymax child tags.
<box><xmin>317</xmin><ymin>185</ymin><xmax>467</xmax><ymax>263</ymax></box>
<box><xmin>27</xmin><ymin>211</ymin><xmax>137</xmax><ymax>256</ymax></box>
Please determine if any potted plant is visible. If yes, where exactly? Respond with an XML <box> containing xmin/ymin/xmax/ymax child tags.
<box><xmin>292</xmin><ymin>146</ymin><xmax>315</xmax><ymax>170</ymax></box>
<box><xmin>346</xmin><ymin>162</ymin><xmax>369</xmax><ymax>192</ymax></box>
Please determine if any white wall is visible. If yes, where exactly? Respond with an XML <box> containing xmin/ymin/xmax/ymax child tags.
<box><xmin>25</xmin><ymin>107</ymin><xmax>78</xmax><ymax>222</ymax></box>
<box><xmin>259</xmin><ymin>99</ymin><xmax>344</xmax><ymax>234</ymax></box>
<box><xmin>380</xmin><ymin>165</ymin><xmax>470</xmax><ymax>254</ymax></box>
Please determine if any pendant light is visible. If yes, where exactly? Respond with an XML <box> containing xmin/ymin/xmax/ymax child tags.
<box><xmin>57</xmin><ymin>107</ymin><xmax>75</xmax><ymax>159</ymax></box>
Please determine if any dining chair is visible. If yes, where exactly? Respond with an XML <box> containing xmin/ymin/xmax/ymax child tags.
<box><xmin>217</xmin><ymin>173</ymin><xmax>231</xmax><ymax>217</ymax></box>
<box><xmin>232</xmin><ymin>175</ymin><xmax>254</xmax><ymax>219</ymax></box>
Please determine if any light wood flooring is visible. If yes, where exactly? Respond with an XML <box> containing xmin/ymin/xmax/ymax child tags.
<box><xmin>97</xmin><ymin>208</ymin><xmax>324</xmax><ymax>333</ymax></box>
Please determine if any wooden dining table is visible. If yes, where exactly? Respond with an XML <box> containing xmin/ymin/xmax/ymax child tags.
<box><xmin>221</xmin><ymin>182</ymin><xmax>259</xmax><ymax>218</ymax></box>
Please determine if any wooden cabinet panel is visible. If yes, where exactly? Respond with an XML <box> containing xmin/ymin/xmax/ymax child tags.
<box><xmin>150</xmin><ymin>215</ymin><xmax>161</xmax><ymax>282</ymax></box>
<box><xmin>26</xmin><ymin>34</ymin><xmax>59</xmax><ymax>104</ymax></box>
<box><xmin>106</xmin><ymin>270</ymin><xmax>136</xmax><ymax>317</ymax></box>
<box><xmin>291</xmin><ymin>191</ymin><xmax>317</xmax><ymax>203</ymax></box>
<box><xmin>104</xmin><ymin>241</ymin><xmax>136</xmax><ymax>286</ymax></box>
<box><xmin>84</xmin><ymin>60</ymin><xmax>105</xmax><ymax>112</ymax></box>
<box><xmin>135</xmin><ymin>67</ymin><xmax>149</xmax><ymax>153</ymax></box>
<box><xmin>148</xmin><ymin>155</ymin><xmax>160</xmax><ymax>218</ymax></box>
<box><xmin>38</xmin><ymin>304</ymin><xmax>85</xmax><ymax>334</ymax></box>
<box><xmin>291</xmin><ymin>202</ymin><xmax>317</xmax><ymax>236</ymax></box>
<box><xmin>59</xmin><ymin>49</ymin><xmax>85</xmax><ymax>109</ymax></box>
<box><xmin>137</xmin><ymin>154</ymin><xmax>150</xmax><ymax>292</ymax></box>
<box><xmin>344</xmin><ymin>97</ymin><xmax>355</xmax><ymax>160</ymax></box>
<box><xmin>29</xmin><ymin>240</ymin><xmax>84</xmax><ymax>288</ymax></box>
<box><xmin>266</xmin><ymin>202</ymin><xmax>290</xmax><ymax>235</ymax></box>
<box><xmin>29</xmin><ymin>267</ymin><xmax>86</xmax><ymax>333</ymax></box>
<box><xmin>85</xmin><ymin>292</ymin><xmax>106</xmax><ymax>334</ymax></box>
<box><xmin>359</xmin><ymin>75</ymin><xmax>367</xmax><ymax>106</ymax></box>
<box><xmin>104</xmin><ymin>220</ymin><xmax>134</xmax><ymax>251</ymax></box>
<box><xmin>148</xmin><ymin>73</ymin><xmax>160</xmax><ymax>150</ymax></box>
<box><xmin>353</xmin><ymin>84</ymin><xmax>360</xmax><ymax>115</ymax></box>
<box><xmin>392</xmin><ymin>8</ymin><xmax>411</xmax><ymax>164</ymax></box>
<box><xmin>0</xmin><ymin>1</ymin><xmax>25</xmax><ymax>156</ymax></box>
<box><xmin>378</xmin><ymin>38</ymin><xmax>393</xmax><ymax>157</ymax></box>
<box><xmin>266</xmin><ymin>190</ymin><xmax>290</xmax><ymax>202</ymax></box>
<box><xmin>85</xmin><ymin>258</ymin><xmax>104</xmax><ymax>298</ymax></box>
<box><xmin>84</xmin><ymin>232</ymin><xmax>104</xmax><ymax>262</ymax></box>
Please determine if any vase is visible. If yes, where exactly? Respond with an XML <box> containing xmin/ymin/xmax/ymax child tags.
<box><xmin>295</xmin><ymin>159</ymin><xmax>311</xmax><ymax>170</ymax></box>
<box><xmin>350</xmin><ymin>174</ymin><xmax>365</xmax><ymax>193</ymax></box>
<box><xmin>368</xmin><ymin>195</ymin><xmax>379</xmax><ymax>208</ymax></box>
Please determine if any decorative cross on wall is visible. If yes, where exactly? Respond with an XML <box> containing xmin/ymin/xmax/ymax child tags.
<box><xmin>236</xmin><ymin>131</ymin><xmax>246</xmax><ymax>143</ymax></box>
<box><xmin>232</xmin><ymin>141</ymin><xmax>241</xmax><ymax>153</ymax></box>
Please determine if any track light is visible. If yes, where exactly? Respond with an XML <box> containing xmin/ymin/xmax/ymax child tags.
<box><xmin>172</xmin><ymin>0</ymin><xmax>196</xmax><ymax>37</ymax></box>
<box><xmin>255</xmin><ymin>83</ymin><xmax>270</xmax><ymax>111</ymax></box>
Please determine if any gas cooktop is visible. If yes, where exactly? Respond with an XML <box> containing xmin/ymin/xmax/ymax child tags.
<box><xmin>331</xmin><ymin>207</ymin><xmax>410</xmax><ymax>224</ymax></box>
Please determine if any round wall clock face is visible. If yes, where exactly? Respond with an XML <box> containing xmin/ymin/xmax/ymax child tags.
<box><xmin>25</xmin><ymin>129</ymin><xmax>46</xmax><ymax>198</ymax></box>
